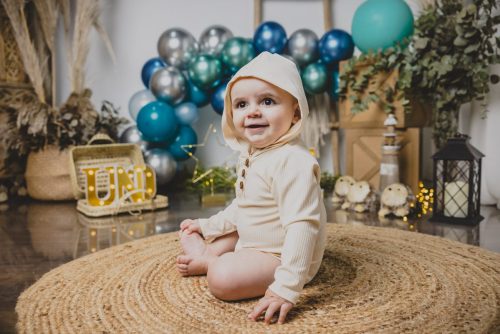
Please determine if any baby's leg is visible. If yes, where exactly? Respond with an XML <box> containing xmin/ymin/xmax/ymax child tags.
<box><xmin>176</xmin><ymin>231</ymin><xmax>238</xmax><ymax>276</ymax></box>
<box><xmin>207</xmin><ymin>249</ymin><xmax>280</xmax><ymax>301</ymax></box>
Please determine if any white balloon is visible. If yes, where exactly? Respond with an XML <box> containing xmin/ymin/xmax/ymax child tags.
<box><xmin>128</xmin><ymin>89</ymin><xmax>156</xmax><ymax>121</ymax></box>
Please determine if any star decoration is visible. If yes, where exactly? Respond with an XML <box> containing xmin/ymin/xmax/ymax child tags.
<box><xmin>181</xmin><ymin>123</ymin><xmax>238</xmax><ymax>190</ymax></box>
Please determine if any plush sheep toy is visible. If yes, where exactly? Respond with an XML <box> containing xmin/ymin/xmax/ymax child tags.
<box><xmin>332</xmin><ymin>175</ymin><xmax>356</xmax><ymax>205</ymax></box>
<box><xmin>341</xmin><ymin>181</ymin><xmax>377</xmax><ymax>213</ymax></box>
<box><xmin>378</xmin><ymin>183</ymin><xmax>415</xmax><ymax>217</ymax></box>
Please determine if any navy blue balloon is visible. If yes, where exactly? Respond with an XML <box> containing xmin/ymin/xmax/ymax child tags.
<box><xmin>141</xmin><ymin>57</ymin><xmax>167</xmax><ymax>88</ymax></box>
<box><xmin>186</xmin><ymin>79</ymin><xmax>210</xmax><ymax>107</ymax></box>
<box><xmin>168</xmin><ymin>125</ymin><xmax>198</xmax><ymax>161</ymax></box>
<box><xmin>210</xmin><ymin>82</ymin><xmax>227</xmax><ymax>115</ymax></box>
<box><xmin>319</xmin><ymin>29</ymin><xmax>354</xmax><ymax>65</ymax></box>
<box><xmin>329</xmin><ymin>69</ymin><xmax>340</xmax><ymax>101</ymax></box>
<box><xmin>253</xmin><ymin>21</ymin><xmax>287</xmax><ymax>54</ymax></box>
<box><xmin>137</xmin><ymin>101</ymin><xmax>179</xmax><ymax>143</ymax></box>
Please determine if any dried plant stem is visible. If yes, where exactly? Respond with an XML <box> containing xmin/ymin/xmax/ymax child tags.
<box><xmin>2</xmin><ymin>0</ymin><xmax>46</xmax><ymax>103</ymax></box>
<box><xmin>71</xmin><ymin>0</ymin><xmax>99</xmax><ymax>94</ymax></box>
<box><xmin>33</xmin><ymin>0</ymin><xmax>59</xmax><ymax>108</ymax></box>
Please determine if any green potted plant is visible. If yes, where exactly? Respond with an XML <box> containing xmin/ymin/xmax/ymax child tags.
<box><xmin>1</xmin><ymin>0</ymin><xmax>128</xmax><ymax>200</ymax></box>
<box><xmin>340</xmin><ymin>0</ymin><xmax>499</xmax><ymax>147</ymax></box>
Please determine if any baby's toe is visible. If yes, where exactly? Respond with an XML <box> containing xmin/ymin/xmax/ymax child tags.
<box><xmin>177</xmin><ymin>255</ymin><xmax>192</xmax><ymax>265</ymax></box>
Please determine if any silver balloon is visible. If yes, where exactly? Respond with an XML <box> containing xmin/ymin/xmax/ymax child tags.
<box><xmin>199</xmin><ymin>25</ymin><xmax>233</xmax><ymax>56</ymax></box>
<box><xmin>287</xmin><ymin>29</ymin><xmax>319</xmax><ymax>66</ymax></box>
<box><xmin>128</xmin><ymin>89</ymin><xmax>156</xmax><ymax>120</ymax></box>
<box><xmin>281</xmin><ymin>54</ymin><xmax>301</xmax><ymax>72</ymax></box>
<box><xmin>144</xmin><ymin>149</ymin><xmax>177</xmax><ymax>186</ymax></box>
<box><xmin>119</xmin><ymin>125</ymin><xmax>151</xmax><ymax>152</ymax></box>
<box><xmin>149</xmin><ymin>67</ymin><xmax>186</xmax><ymax>105</ymax></box>
<box><xmin>157</xmin><ymin>28</ymin><xmax>199</xmax><ymax>69</ymax></box>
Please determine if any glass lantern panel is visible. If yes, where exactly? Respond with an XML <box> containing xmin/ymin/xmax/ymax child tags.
<box><xmin>443</xmin><ymin>160</ymin><xmax>470</xmax><ymax>218</ymax></box>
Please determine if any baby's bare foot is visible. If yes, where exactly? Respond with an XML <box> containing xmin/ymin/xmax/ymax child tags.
<box><xmin>176</xmin><ymin>232</ymin><xmax>215</xmax><ymax>276</ymax></box>
<box><xmin>180</xmin><ymin>231</ymin><xmax>206</xmax><ymax>257</ymax></box>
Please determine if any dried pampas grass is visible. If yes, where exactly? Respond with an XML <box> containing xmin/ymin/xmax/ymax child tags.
<box><xmin>1</xmin><ymin>0</ymin><xmax>46</xmax><ymax>103</ymax></box>
<box><xmin>32</xmin><ymin>0</ymin><xmax>58</xmax><ymax>52</ymax></box>
<box><xmin>32</xmin><ymin>0</ymin><xmax>59</xmax><ymax>108</ymax></box>
<box><xmin>71</xmin><ymin>0</ymin><xmax>115</xmax><ymax>94</ymax></box>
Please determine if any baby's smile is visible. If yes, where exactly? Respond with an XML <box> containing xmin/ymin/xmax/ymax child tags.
<box><xmin>245</xmin><ymin>123</ymin><xmax>269</xmax><ymax>134</ymax></box>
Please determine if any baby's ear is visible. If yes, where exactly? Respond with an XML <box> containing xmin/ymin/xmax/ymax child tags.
<box><xmin>292</xmin><ymin>102</ymin><xmax>301</xmax><ymax>124</ymax></box>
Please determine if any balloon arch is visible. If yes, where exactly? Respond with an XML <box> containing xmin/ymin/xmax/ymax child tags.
<box><xmin>121</xmin><ymin>0</ymin><xmax>414</xmax><ymax>185</ymax></box>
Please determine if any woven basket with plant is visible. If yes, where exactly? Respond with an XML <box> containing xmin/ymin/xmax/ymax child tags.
<box><xmin>0</xmin><ymin>0</ymin><xmax>128</xmax><ymax>201</ymax></box>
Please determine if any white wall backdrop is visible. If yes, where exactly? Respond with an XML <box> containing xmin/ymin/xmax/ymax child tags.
<box><xmin>56</xmin><ymin>0</ymin><xmax>432</xmax><ymax>176</ymax></box>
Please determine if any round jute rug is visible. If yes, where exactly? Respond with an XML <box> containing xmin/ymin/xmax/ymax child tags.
<box><xmin>16</xmin><ymin>224</ymin><xmax>500</xmax><ymax>333</ymax></box>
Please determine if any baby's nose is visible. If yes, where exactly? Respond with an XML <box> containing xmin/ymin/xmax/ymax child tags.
<box><xmin>247</xmin><ymin>106</ymin><xmax>262</xmax><ymax>117</ymax></box>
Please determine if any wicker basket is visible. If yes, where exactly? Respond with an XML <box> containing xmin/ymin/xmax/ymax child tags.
<box><xmin>25</xmin><ymin>146</ymin><xmax>74</xmax><ymax>201</ymax></box>
<box><xmin>69</xmin><ymin>134</ymin><xmax>168</xmax><ymax>217</ymax></box>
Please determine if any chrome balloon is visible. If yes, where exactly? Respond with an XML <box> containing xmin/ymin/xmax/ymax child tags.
<box><xmin>144</xmin><ymin>149</ymin><xmax>177</xmax><ymax>186</ymax></box>
<box><xmin>149</xmin><ymin>67</ymin><xmax>186</xmax><ymax>105</ymax></box>
<box><xmin>119</xmin><ymin>125</ymin><xmax>151</xmax><ymax>152</ymax></box>
<box><xmin>287</xmin><ymin>29</ymin><xmax>319</xmax><ymax>66</ymax></box>
<box><xmin>157</xmin><ymin>28</ymin><xmax>199</xmax><ymax>69</ymax></box>
<box><xmin>199</xmin><ymin>25</ymin><xmax>233</xmax><ymax>56</ymax></box>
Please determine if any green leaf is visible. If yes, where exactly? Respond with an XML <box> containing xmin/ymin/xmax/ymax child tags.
<box><xmin>414</xmin><ymin>37</ymin><xmax>429</xmax><ymax>50</ymax></box>
<box><xmin>453</xmin><ymin>36</ymin><xmax>468</xmax><ymax>47</ymax></box>
<box><xmin>464</xmin><ymin>43</ymin><xmax>480</xmax><ymax>53</ymax></box>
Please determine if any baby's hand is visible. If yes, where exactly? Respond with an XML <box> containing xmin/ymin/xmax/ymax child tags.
<box><xmin>248</xmin><ymin>289</ymin><xmax>293</xmax><ymax>325</ymax></box>
<box><xmin>179</xmin><ymin>219</ymin><xmax>201</xmax><ymax>236</ymax></box>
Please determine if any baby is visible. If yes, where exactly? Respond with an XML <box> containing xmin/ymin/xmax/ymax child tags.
<box><xmin>176</xmin><ymin>52</ymin><xmax>326</xmax><ymax>325</ymax></box>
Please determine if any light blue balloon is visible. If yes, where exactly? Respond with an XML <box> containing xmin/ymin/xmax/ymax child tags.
<box><xmin>128</xmin><ymin>89</ymin><xmax>156</xmax><ymax>121</ymax></box>
<box><xmin>137</xmin><ymin>101</ymin><xmax>179</xmax><ymax>143</ymax></box>
<box><xmin>174</xmin><ymin>102</ymin><xmax>199</xmax><ymax>125</ymax></box>
<box><xmin>352</xmin><ymin>0</ymin><xmax>414</xmax><ymax>53</ymax></box>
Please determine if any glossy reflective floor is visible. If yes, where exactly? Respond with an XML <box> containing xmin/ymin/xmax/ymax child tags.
<box><xmin>1</xmin><ymin>194</ymin><xmax>499</xmax><ymax>333</ymax></box>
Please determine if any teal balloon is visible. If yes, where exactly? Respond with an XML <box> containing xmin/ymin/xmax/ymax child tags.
<box><xmin>221</xmin><ymin>37</ymin><xmax>255</xmax><ymax>74</ymax></box>
<box><xmin>301</xmin><ymin>62</ymin><xmax>328</xmax><ymax>94</ymax></box>
<box><xmin>329</xmin><ymin>69</ymin><xmax>340</xmax><ymax>101</ymax></box>
<box><xmin>352</xmin><ymin>0</ymin><xmax>414</xmax><ymax>53</ymax></box>
<box><xmin>137</xmin><ymin>101</ymin><xmax>179</xmax><ymax>143</ymax></box>
<box><xmin>187</xmin><ymin>54</ymin><xmax>223</xmax><ymax>89</ymax></box>
<box><xmin>168</xmin><ymin>125</ymin><xmax>197</xmax><ymax>161</ymax></box>
<box><xmin>186</xmin><ymin>79</ymin><xmax>210</xmax><ymax>107</ymax></box>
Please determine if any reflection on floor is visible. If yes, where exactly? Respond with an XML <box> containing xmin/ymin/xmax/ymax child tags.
<box><xmin>1</xmin><ymin>195</ymin><xmax>499</xmax><ymax>332</ymax></box>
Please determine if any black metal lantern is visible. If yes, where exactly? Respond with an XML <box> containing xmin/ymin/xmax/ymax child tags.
<box><xmin>430</xmin><ymin>134</ymin><xmax>484</xmax><ymax>225</ymax></box>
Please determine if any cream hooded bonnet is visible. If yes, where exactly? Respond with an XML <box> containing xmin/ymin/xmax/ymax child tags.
<box><xmin>221</xmin><ymin>52</ymin><xmax>309</xmax><ymax>153</ymax></box>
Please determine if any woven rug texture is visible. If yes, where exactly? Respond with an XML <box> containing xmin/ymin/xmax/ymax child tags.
<box><xmin>16</xmin><ymin>224</ymin><xmax>500</xmax><ymax>333</ymax></box>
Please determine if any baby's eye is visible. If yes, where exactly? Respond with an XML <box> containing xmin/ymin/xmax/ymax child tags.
<box><xmin>262</xmin><ymin>98</ymin><xmax>275</xmax><ymax>106</ymax></box>
<box><xmin>235</xmin><ymin>101</ymin><xmax>247</xmax><ymax>109</ymax></box>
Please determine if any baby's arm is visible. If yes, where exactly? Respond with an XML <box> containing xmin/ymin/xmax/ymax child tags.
<box><xmin>196</xmin><ymin>198</ymin><xmax>238</xmax><ymax>242</ymax></box>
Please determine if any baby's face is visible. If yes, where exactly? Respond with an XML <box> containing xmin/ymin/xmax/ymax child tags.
<box><xmin>230</xmin><ymin>78</ymin><xmax>299</xmax><ymax>149</ymax></box>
